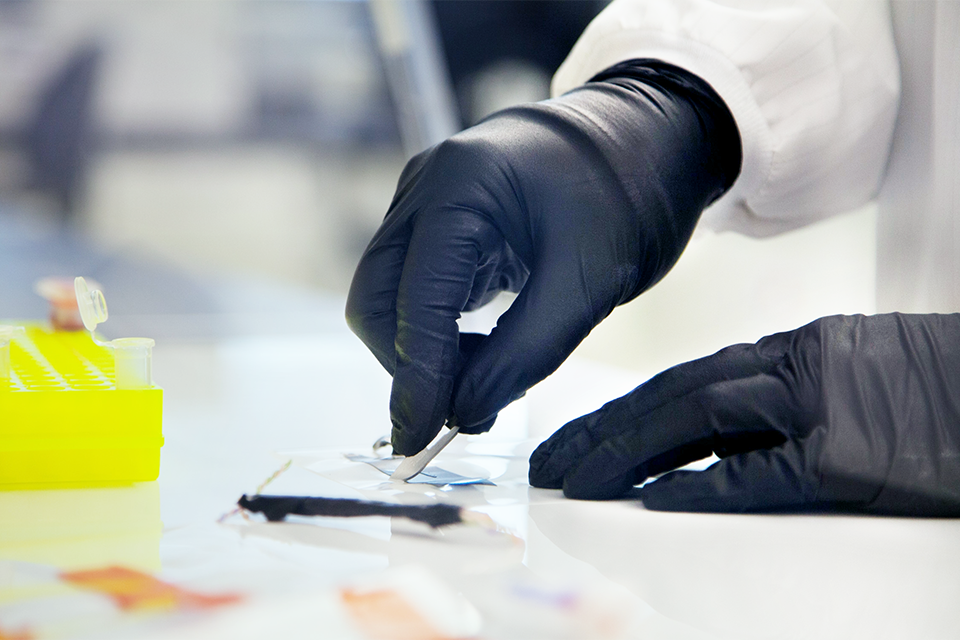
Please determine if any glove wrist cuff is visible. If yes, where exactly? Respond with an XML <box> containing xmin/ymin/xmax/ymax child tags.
<box><xmin>588</xmin><ymin>58</ymin><xmax>743</xmax><ymax>203</ymax></box>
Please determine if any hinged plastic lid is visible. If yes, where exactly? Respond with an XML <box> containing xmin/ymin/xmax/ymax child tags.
<box><xmin>74</xmin><ymin>276</ymin><xmax>108</xmax><ymax>332</ymax></box>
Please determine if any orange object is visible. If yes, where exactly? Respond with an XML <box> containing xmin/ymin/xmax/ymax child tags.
<box><xmin>0</xmin><ymin>627</ymin><xmax>33</xmax><ymax>640</ymax></box>
<box><xmin>340</xmin><ymin>588</ymin><xmax>453</xmax><ymax>640</ymax></box>
<box><xmin>61</xmin><ymin>566</ymin><xmax>241</xmax><ymax>612</ymax></box>
<box><xmin>33</xmin><ymin>277</ymin><xmax>87</xmax><ymax>332</ymax></box>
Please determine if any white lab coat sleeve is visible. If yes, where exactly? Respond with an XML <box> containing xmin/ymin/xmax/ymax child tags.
<box><xmin>552</xmin><ymin>0</ymin><xmax>900</xmax><ymax>237</ymax></box>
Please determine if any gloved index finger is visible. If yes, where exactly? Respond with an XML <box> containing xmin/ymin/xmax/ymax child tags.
<box><xmin>449</xmin><ymin>230</ymin><xmax>622</xmax><ymax>432</ymax></box>
<box><xmin>560</xmin><ymin>372</ymin><xmax>800</xmax><ymax>500</ymax></box>
<box><xmin>529</xmin><ymin>336</ymin><xmax>790</xmax><ymax>491</ymax></box>
<box><xmin>345</xmin><ymin>146</ymin><xmax>438</xmax><ymax>375</ymax></box>
<box><xmin>639</xmin><ymin>431</ymin><xmax>823</xmax><ymax>513</ymax></box>
<box><xmin>389</xmin><ymin>205</ymin><xmax>505</xmax><ymax>455</ymax></box>
<box><xmin>345</xmin><ymin>215</ymin><xmax>412</xmax><ymax>375</ymax></box>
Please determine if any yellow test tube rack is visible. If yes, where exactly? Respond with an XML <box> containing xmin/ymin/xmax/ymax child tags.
<box><xmin>0</xmin><ymin>324</ymin><xmax>163</xmax><ymax>489</ymax></box>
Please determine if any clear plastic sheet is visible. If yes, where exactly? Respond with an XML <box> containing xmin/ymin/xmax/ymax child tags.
<box><xmin>342</xmin><ymin>453</ymin><xmax>494</xmax><ymax>486</ymax></box>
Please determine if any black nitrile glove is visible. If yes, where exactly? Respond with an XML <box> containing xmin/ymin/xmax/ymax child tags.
<box><xmin>529</xmin><ymin>313</ymin><xmax>960</xmax><ymax>516</ymax></box>
<box><xmin>346</xmin><ymin>60</ymin><xmax>741</xmax><ymax>455</ymax></box>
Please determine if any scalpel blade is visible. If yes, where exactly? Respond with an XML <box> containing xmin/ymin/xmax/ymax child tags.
<box><xmin>390</xmin><ymin>426</ymin><xmax>460</xmax><ymax>481</ymax></box>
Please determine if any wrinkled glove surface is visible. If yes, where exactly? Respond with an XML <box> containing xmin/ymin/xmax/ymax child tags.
<box><xmin>346</xmin><ymin>60</ymin><xmax>741</xmax><ymax>455</ymax></box>
<box><xmin>529</xmin><ymin>313</ymin><xmax>960</xmax><ymax>516</ymax></box>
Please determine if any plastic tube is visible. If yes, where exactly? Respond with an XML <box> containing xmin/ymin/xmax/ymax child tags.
<box><xmin>111</xmin><ymin>337</ymin><xmax>155</xmax><ymax>389</ymax></box>
<box><xmin>74</xmin><ymin>277</ymin><xmax>156</xmax><ymax>389</ymax></box>
<box><xmin>0</xmin><ymin>326</ymin><xmax>12</xmax><ymax>385</ymax></box>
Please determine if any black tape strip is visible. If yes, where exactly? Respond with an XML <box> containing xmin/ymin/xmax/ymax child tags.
<box><xmin>238</xmin><ymin>494</ymin><xmax>464</xmax><ymax>528</ymax></box>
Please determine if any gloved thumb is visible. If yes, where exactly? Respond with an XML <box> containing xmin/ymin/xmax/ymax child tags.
<box><xmin>452</xmin><ymin>242</ymin><xmax>622</xmax><ymax>429</ymax></box>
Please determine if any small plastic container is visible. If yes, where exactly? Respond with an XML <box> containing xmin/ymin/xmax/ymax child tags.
<box><xmin>75</xmin><ymin>276</ymin><xmax>156</xmax><ymax>390</ymax></box>
<box><xmin>111</xmin><ymin>337</ymin><xmax>155</xmax><ymax>390</ymax></box>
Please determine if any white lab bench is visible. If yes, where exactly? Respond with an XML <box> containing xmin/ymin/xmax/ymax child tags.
<box><xmin>2</xmin><ymin>298</ymin><xmax>959</xmax><ymax>640</ymax></box>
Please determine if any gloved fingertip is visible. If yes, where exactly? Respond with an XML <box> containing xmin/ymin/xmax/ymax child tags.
<box><xmin>528</xmin><ymin>464</ymin><xmax>563</xmax><ymax>490</ymax></box>
<box><xmin>454</xmin><ymin>414</ymin><xmax>497</xmax><ymax>435</ymax></box>
<box><xmin>637</xmin><ymin>472</ymin><xmax>704</xmax><ymax>511</ymax></box>
<box><xmin>639</xmin><ymin>468</ymin><xmax>757</xmax><ymax>513</ymax></box>
<box><xmin>457</xmin><ymin>332</ymin><xmax>487</xmax><ymax>365</ymax></box>
<box><xmin>452</xmin><ymin>343</ymin><xmax>532</xmax><ymax>429</ymax></box>
<box><xmin>528</xmin><ymin>416</ymin><xmax>607</xmax><ymax>490</ymax></box>
<box><xmin>641</xmin><ymin>440</ymin><xmax>815</xmax><ymax>513</ymax></box>
<box><xmin>527</xmin><ymin>433</ymin><xmax>568</xmax><ymax>489</ymax></box>
<box><xmin>527</xmin><ymin>448</ymin><xmax>549</xmax><ymax>480</ymax></box>
<box><xmin>390</xmin><ymin>420</ymin><xmax>439</xmax><ymax>457</ymax></box>
<box><xmin>562</xmin><ymin>471</ymin><xmax>635</xmax><ymax>500</ymax></box>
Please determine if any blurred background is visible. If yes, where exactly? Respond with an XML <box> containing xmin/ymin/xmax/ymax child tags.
<box><xmin>0</xmin><ymin>0</ymin><xmax>876</xmax><ymax>379</ymax></box>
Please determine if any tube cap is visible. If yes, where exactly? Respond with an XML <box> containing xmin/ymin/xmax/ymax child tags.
<box><xmin>74</xmin><ymin>277</ymin><xmax>108</xmax><ymax>332</ymax></box>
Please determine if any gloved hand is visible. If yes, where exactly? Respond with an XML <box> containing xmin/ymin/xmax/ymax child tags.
<box><xmin>529</xmin><ymin>313</ymin><xmax>960</xmax><ymax>516</ymax></box>
<box><xmin>346</xmin><ymin>60</ymin><xmax>741</xmax><ymax>455</ymax></box>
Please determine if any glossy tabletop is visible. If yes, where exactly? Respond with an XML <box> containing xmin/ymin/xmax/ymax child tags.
<box><xmin>2</xmin><ymin>303</ymin><xmax>959</xmax><ymax>640</ymax></box>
